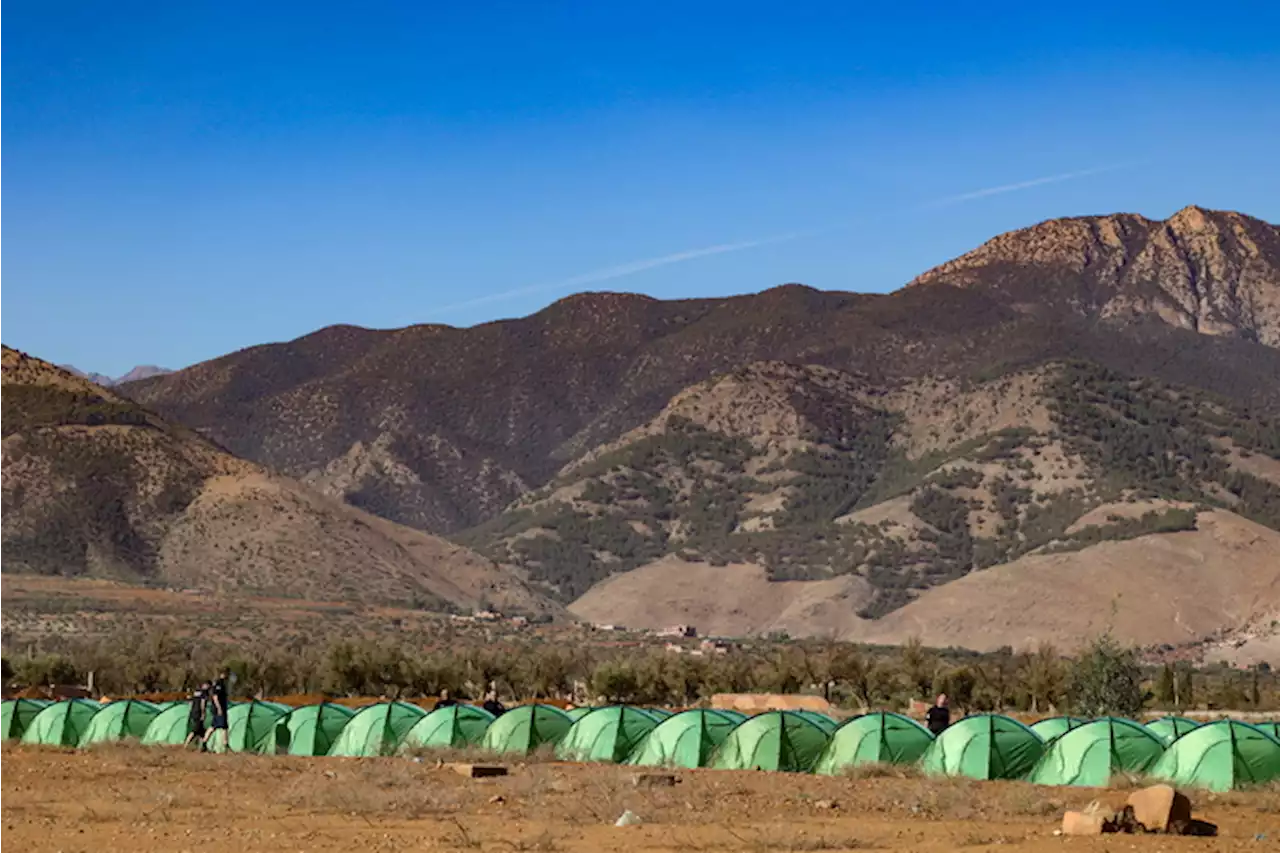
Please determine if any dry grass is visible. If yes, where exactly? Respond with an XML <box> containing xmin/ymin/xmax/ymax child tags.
<box><xmin>840</xmin><ymin>762</ymin><xmax>923</xmax><ymax>780</ymax></box>
<box><xmin>277</xmin><ymin>759</ymin><xmax>465</xmax><ymax>819</ymax></box>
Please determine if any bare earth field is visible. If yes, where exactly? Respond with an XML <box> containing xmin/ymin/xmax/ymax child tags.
<box><xmin>3</xmin><ymin>746</ymin><xmax>1277</xmax><ymax>852</ymax></box>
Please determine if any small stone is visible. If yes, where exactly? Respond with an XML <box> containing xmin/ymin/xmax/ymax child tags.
<box><xmin>489</xmin><ymin>795</ymin><xmax>506</xmax><ymax>805</ymax></box>
<box><xmin>814</xmin><ymin>799</ymin><xmax>839</xmax><ymax>810</ymax></box>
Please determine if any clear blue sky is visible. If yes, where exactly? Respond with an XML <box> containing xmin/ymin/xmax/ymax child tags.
<box><xmin>5</xmin><ymin>1</ymin><xmax>1279</xmax><ymax>375</ymax></box>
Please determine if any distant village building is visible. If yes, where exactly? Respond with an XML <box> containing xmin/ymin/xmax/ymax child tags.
<box><xmin>658</xmin><ymin>624</ymin><xmax>697</xmax><ymax>638</ymax></box>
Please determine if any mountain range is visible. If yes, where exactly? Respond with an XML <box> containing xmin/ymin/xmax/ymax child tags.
<box><xmin>61</xmin><ymin>364</ymin><xmax>173</xmax><ymax>387</ymax></box>
<box><xmin>7</xmin><ymin>205</ymin><xmax>1280</xmax><ymax>654</ymax></box>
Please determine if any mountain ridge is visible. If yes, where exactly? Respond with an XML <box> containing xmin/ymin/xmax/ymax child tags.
<box><xmin>1</xmin><ymin>346</ymin><xmax>554</xmax><ymax>616</ymax></box>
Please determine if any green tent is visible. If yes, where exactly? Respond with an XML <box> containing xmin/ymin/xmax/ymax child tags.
<box><xmin>627</xmin><ymin>709</ymin><xmax>746</xmax><ymax>768</ymax></box>
<box><xmin>20</xmin><ymin>699</ymin><xmax>103</xmax><ymax>747</ymax></box>
<box><xmin>645</xmin><ymin>708</ymin><xmax>674</xmax><ymax>720</ymax></box>
<box><xmin>921</xmin><ymin>714</ymin><xmax>1045</xmax><ymax>780</ymax></box>
<box><xmin>210</xmin><ymin>700</ymin><xmax>290</xmax><ymax>753</ymax></box>
<box><xmin>813</xmin><ymin>712</ymin><xmax>934</xmax><ymax>775</ymax></box>
<box><xmin>1150</xmin><ymin>720</ymin><xmax>1280</xmax><ymax>791</ymax></box>
<box><xmin>556</xmin><ymin>706</ymin><xmax>660</xmax><ymax>763</ymax></box>
<box><xmin>402</xmin><ymin>704</ymin><xmax>495</xmax><ymax>751</ymax></box>
<box><xmin>791</xmin><ymin>710</ymin><xmax>839</xmax><ymax>734</ymax></box>
<box><xmin>327</xmin><ymin>701</ymin><xmax>427</xmax><ymax>757</ymax></box>
<box><xmin>262</xmin><ymin>703</ymin><xmax>355</xmax><ymax>756</ymax></box>
<box><xmin>1144</xmin><ymin>716</ymin><xmax>1201</xmax><ymax>745</ymax></box>
<box><xmin>1251</xmin><ymin>721</ymin><xmax>1279</xmax><ymax>740</ymax></box>
<box><xmin>565</xmin><ymin>707</ymin><xmax>596</xmax><ymax>722</ymax></box>
<box><xmin>1028</xmin><ymin>717</ymin><xmax>1165</xmax><ymax>787</ymax></box>
<box><xmin>480</xmin><ymin>704</ymin><xmax>572</xmax><ymax>755</ymax></box>
<box><xmin>708</xmin><ymin>710</ymin><xmax>833</xmax><ymax>773</ymax></box>
<box><xmin>78</xmin><ymin>700</ymin><xmax>162</xmax><ymax>746</ymax></box>
<box><xmin>1029</xmin><ymin>716</ymin><xmax>1087</xmax><ymax>742</ymax></box>
<box><xmin>2</xmin><ymin>699</ymin><xmax>50</xmax><ymax>740</ymax></box>
<box><xmin>141</xmin><ymin>701</ymin><xmax>197</xmax><ymax>746</ymax></box>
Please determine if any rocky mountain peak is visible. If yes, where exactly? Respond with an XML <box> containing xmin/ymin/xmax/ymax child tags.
<box><xmin>909</xmin><ymin>207</ymin><xmax>1280</xmax><ymax>346</ymax></box>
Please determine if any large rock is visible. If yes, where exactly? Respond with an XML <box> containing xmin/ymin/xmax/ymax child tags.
<box><xmin>1126</xmin><ymin>784</ymin><xmax>1192</xmax><ymax>832</ymax></box>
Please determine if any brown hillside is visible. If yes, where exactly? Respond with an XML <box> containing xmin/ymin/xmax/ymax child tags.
<box><xmin>468</xmin><ymin>357</ymin><xmax>1280</xmax><ymax>617</ymax></box>
<box><xmin>570</xmin><ymin>510</ymin><xmax>1280</xmax><ymax>652</ymax></box>
<box><xmin>860</xmin><ymin>509</ymin><xmax>1280</xmax><ymax>651</ymax></box>
<box><xmin>121</xmin><ymin>207</ymin><xmax>1280</xmax><ymax>539</ymax></box>
<box><xmin>1</xmin><ymin>346</ymin><xmax>553</xmax><ymax>615</ymax></box>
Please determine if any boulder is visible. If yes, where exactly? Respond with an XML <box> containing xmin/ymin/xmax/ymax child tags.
<box><xmin>1061</xmin><ymin>811</ymin><xmax>1107</xmax><ymax>836</ymax></box>
<box><xmin>1125</xmin><ymin>784</ymin><xmax>1191</xmax><ymax>832</ymax></box>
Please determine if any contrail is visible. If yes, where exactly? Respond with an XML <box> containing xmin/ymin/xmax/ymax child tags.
<box><xmin>432</xmin><ymin>233</ymin><xmax>797</xmax><ymax>315</ymax></box>
<box><xmin>913</xmin><ymin>164</ymin><xmax>1127</xmax><ymax>210</ymax></box>
<box><xmin>432</xmin><ymin>163</ymin><xmax>1124</xmax><ymax>315</ymax></box>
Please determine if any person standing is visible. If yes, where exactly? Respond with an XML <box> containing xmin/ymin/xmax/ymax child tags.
<box><xmin>926</xmin><ymin>693</ymin><xmax>950</xmax><ymax>736</ymax></box>
<box><xmin>203</xmin><ymin>669</ymin><xmax>230</xmax><ymax>752</ymax></box>
<box><xmin>184</xmin><ymin>683</ymin><xmax>208</xmax><ymax>750</ymax></box>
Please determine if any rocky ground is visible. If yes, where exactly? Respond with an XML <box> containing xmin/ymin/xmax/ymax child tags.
<box><xmin>3</xmin><ymin>745</ymin><xmax>1277</xmax><ymax>852</ymax></box>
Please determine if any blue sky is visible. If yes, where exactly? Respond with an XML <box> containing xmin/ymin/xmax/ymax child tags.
<box><xmin>5</xmin><ymin>1</ymin><xmax>1279</xmax><ymax>375</ymax></box>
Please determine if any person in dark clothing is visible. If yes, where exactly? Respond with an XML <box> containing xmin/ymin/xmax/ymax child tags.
<box><xmin>434</xmin><ymin>688</ymin><xmax>458</xmax><ymax>710</ymax></box>
<box><xmin>925</xmin><ymin>694</ymin><xmax>951</xmax><ymax>735</ymax></box>
<box><xmin>481</xmin><ymin>687</ymin><xmax>505</xmax><ymax>718</ymax></box>
<box><xmin>184</xmin><ymin>684</ymin><xmax>208</xmax><ymax>750</ymax></box>
<box><xmin>203</xmin><ymin>670</ymin><xmax>230</xmax><ymax>752</ymax></box>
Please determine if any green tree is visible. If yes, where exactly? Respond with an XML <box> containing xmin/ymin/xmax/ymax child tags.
<box><xmin>13</xmin><ymin>654</ymin><xmax>81</xmax><ymax>688</ymax></box>
<box><xmin>973</xmin><ymin>646</ymin><xmax>1018</xmax><ymax>711</ymax></box>
<box><xmin>1019</xmin><ymin>643</ymin><xmax>1066</xmax><ymax>713</ymax></box>
<box><xmin>898</xmin><ymin>637</ymin><xmax>935</xmax><ymax>700</ymax></box>
<box><xmin>1067</xmin><ymin>634</ymin><xmax>1145</xmax><ymax>717</ymax></box>
<box><xmin>590</xmin><ymin>660</ymin><xmax>640</xmax><ymax>704</ymax></box>
<box><xmin>934</xmin><ymin>665</ymin><xmax>977</xmax><ymax>713</ymax></box>
<box><xmin>1155</xmin><ymin>664</ymin><xmax>1176</xmax><ymax>706</ymax></box>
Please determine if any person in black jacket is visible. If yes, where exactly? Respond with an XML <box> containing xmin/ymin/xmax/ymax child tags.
<box><xmin>184</xmin><ymin>684</ymin><xmax>208</xmax><ymax>750</ymax></box>
<box><xmin>481</xmin><ymin>687</ymin><xmax>505</xmax><ymax>718</ymax></box>
<box><xmin>925</xmin><ymin>694</ymin><xmax>950</xmax><ymax>735</ymax></box>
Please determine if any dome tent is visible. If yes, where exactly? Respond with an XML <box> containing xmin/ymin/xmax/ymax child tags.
<box><xmin>21</xmin><ymin>699</ymin><xmax>103</xmax><ymax>747</ymax></box>
<box><xmin>1150</xmin><ymin>719</ymin><xmax>1280</xmax><ymax>791</ymax></box>
<box><xmin>921</xmin><ymin>714</ymin><xmax>1045</xmax><ymax>780</ymax></box>
<box><xmin>480</xmin><ymin>704</ymin><xmax>572</xmax><ymax>755</ymax></box>
<box><xmin>1027</xmin><ymin>717</ymin><xmax>1165</xmax><ymax>787</ymax></box>
<box><xmin>261</xmin><ymin>703</ymin><xmax>355</xmax><ymax>756</ymax></box>
<box><xmin>564</xmin><ymin>707</ymin><xmax>596</xmax><ymax>722</ymax></box>
<box><xmin>813</xmin><ymin>712</ymin><xmax>934</xmax><ymax>775</ymax></box>
<box><xmin>78</xmin><ymin>699</ymin><xmax>162</xmax><ymax>746</ymax></box>
<box><xmin>556</xmin><ymin>706</ymin><xmax>660</xmax><ymax>763</ymax></box>
<box><xmin>211</xmin><ymin>700</ymin><xmax>291</xmax><ymax>753</ymax></box>
<box><xmin>2</xmin><ymin>699</ymin><xmax>50</xmax><ymax>740</ymax></box>
<box><xmin>708</xmin><ymin>711</ymin><xmax>833</xmax><ymax>773</ymax></box>
<box><xmin>644</xmin><ymin>708</ymin><xmax>674</xmax><ymax>720</ymax></box>
<box><xmin>1029</xmin><ymin>716</ymin><xmax>1087</xmax><ymax>742</ymax></box>
<box><xmin>1144</xmin><ymin>716</ymin><xmax>1200</xmax><ymax>746</ymax></box>
<box><xmin>327</xmin><ymin>702</ymin><xmax>427</xmax><ymax>757</ymax></box>
<box><xmin>141</xmin><ymin>701</ymin><xmax>196</xmax><ymax>745</ymax></box>
<box><xmin>627</xmin><ymin>709</ymin><xmax>746</xmax><ymax>768</ymax></box>
<box><xmin>1251</xmin><ymin>721</ymin><xmax>1279</xmax><ymax>740</ymax></box>
<box><xmin>791</xmin><ymin>710</ymin><xmax>839</xmax><ymax>734</ymax></box>
<box><xmin>402</xmin><ymin>704</ymin><xmax>495</xmax><ymax>751</ymax></box>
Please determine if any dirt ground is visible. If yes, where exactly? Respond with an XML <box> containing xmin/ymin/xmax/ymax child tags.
<box><xmin>3</xmin><ymin>746</ymin><xmax>1277</xmax><ymax>852</ymax></box>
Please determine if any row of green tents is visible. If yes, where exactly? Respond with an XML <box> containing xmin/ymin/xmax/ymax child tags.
<box><xmin>5</xmin><ymin>698</ymin><xmax>1279</xmax><ymax>792</ymax></box>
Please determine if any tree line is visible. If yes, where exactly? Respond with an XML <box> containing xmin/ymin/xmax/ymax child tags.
<box><xmin>4</xmin><ymin>631</ymin><xmax>1275</xmax><ymax>715</ymax></box>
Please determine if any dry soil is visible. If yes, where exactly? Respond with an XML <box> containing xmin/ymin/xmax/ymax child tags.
<box><xmin>3</xmin><ymin>745</ymin><xmax>1277</xmax><ymax>852</ymax></box>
